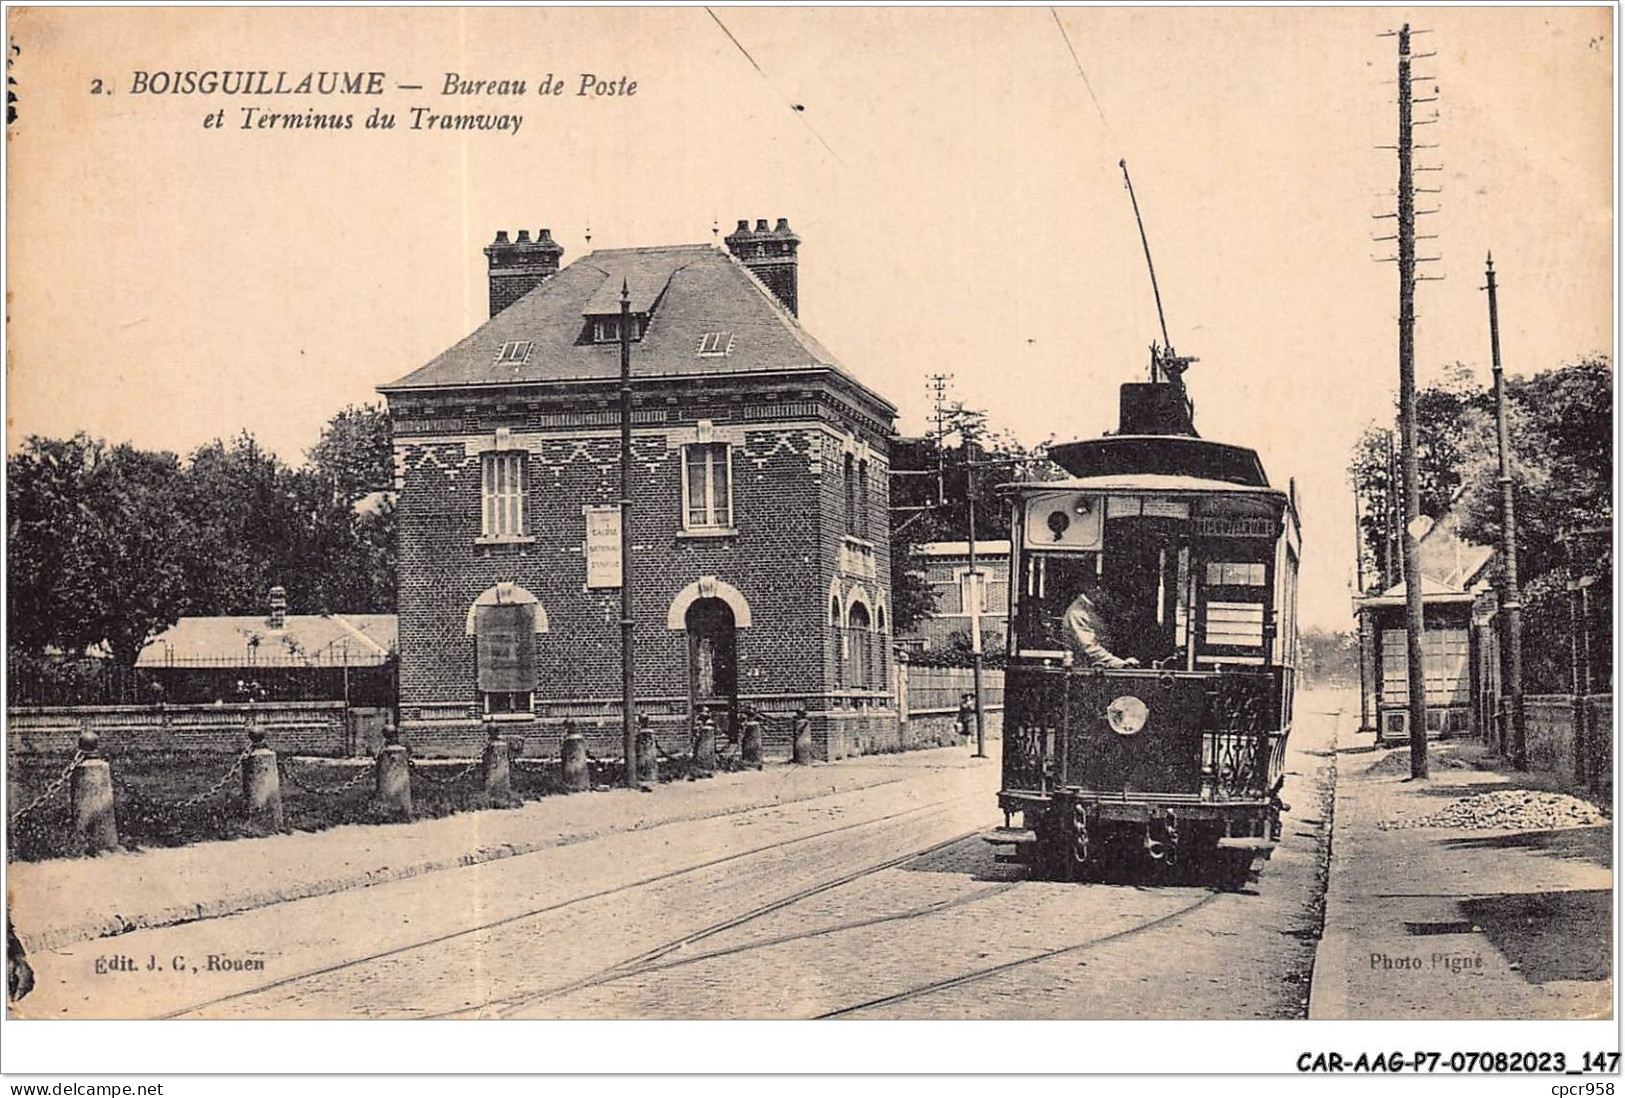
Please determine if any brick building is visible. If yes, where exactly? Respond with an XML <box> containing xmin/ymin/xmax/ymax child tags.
<box><xmin>379</xmin><ymin>219</ymin><xmax>898</xmax><ymax>758</ymax></box>
<box><xmin>899</xmin><ymin>541</ymin><xmax>1012</xmax><ymax>655</ymax></box>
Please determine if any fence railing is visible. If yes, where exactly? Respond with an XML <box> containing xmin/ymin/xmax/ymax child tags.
<box><xmin>9</xmin><ymin>654</ymin><xmax>396</xmax><ymax>708</ymax></box>
<box><xmin>904</xmin><ymin>665</ymin><xmax>1006</xmax><ymax>714</ymax></box>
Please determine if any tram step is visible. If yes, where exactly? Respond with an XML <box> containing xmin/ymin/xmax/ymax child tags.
<box><xmin>1216</xmin><ymin>837</ymin><xmax>1278</xmax><ymax>853</ymax></box>
<box><xmin>983</xmin><ymin>827</ymin><xmax>1037</xmax><ymax>847</ymax></box>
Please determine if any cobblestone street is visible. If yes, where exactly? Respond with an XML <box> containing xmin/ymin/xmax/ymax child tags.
<box><xmin>18</xmin><ymin>693</ymin><xmax>1341</xmax><ymax>1021</ymax></box>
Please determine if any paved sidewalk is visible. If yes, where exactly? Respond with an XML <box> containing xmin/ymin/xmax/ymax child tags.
<box><xmin>6</xmin><ymin>746</ymin><xmax>991</xmax><ymax>954</ymax></box>
<box><xmin>1310</xmin><ymin>717</ymin><xmax>1612</xmax><ymax>1020</ymax></box>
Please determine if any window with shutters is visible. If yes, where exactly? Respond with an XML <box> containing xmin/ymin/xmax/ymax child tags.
<box><xmin>682</xmin><ymin>443</ymin><xmax>733</xmax><ymax>531</ymax></box>
<box><xmin>481</xmin><ymin>451</ymin><xmax>527</xmax><ymax>539</ymax></box>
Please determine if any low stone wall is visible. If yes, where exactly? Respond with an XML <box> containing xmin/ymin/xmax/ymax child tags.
<box><xmin>7</xmin><ymin>702</ymin><xmax>353</xmax><ymax>759</ymax></box>
<box><xmin>1524</xmin><ymin>695</ymin><xmax>1576</xmax><ymax>779</ymax></box>
<box><xmin>1521</xmin><ymin>693</ymin><xmax>1612</xmax><ymax>792</ymax></box>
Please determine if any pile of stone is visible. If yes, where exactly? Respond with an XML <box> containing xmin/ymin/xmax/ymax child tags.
<box><xmin>1381</xmin><ymin>789</ymin><xmax>1610</xmax><ymax>831</ymax></box>
<box><xmin>1365</xmin><ymin>748</ymin><xmax>1474</xmax><ymax>778</ymax></box>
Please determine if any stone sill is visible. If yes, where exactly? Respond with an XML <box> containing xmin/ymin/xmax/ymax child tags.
<box><xmin>676</xmin><ymin>526</ymin><xmax>739</xmax><ymax>540</ymax></box>
<box><xmin>475</xmin><ymin>534</ymin><xmax>537</xmax><ymax>546</ymax></box>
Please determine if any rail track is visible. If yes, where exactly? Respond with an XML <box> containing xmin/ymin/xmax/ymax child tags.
<box><xmin>163</xmin><ymin>788</ymin><xmax>989</xmax><ymax>1019</ymax></box>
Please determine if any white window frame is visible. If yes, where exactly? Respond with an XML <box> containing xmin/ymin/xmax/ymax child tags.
<box><xmin>696</xmin><ymin>331</ymin><xmax>734</xmax><ymax>357</ymax></box>
<box><xmin>681</xmin><ymin>442</ymin><xmax>734</xmax><ymax>531</ymax></box>
<box><xmin>481</xmin><ymin>450</ymin><xmax>527</xmax><ymax>539</ymax></box>
<box><xmin>494</xmin><ymin>340</ymin><xmax>533</xmax><ymax>365</ymax></box>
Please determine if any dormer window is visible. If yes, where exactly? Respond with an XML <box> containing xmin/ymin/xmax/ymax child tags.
<box><xmin>589</xmin><ymin>315</ymin><xmax>646</xmax><ymax>344</ymax></box>
<box><xmin>494</xmin><ymin>340</ymin><xmax>533</xmax><ymax>365</ymax></box>
<box><xmin>696</xmin><ymin>331</ymin><xmax>734</xmax><ymax>357</ymax></box>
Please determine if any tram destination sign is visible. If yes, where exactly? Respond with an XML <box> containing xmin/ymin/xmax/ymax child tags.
<box><xmin>1193</xmin><ymin>515</ymin><xmax>1277</xmax><ymax>539</ymax></box>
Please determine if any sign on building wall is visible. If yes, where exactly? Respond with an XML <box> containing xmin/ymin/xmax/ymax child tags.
<box><xmin>584</xmin><ymin>505</ymin><xmax>623</xmax><ymax>588</ymax></box>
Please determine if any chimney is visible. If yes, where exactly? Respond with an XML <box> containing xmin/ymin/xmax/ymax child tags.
<box><xmin>724</xmin><ymin>215</ymin><xmax>800</xmax><ymax>317</ymax></box>
<box><xmin>267</xmin><ymin>586</ymin><xmax>288</xmax><ymax>631</ymax></box>
<box><xmin>484</xmin><ymin>227</ymin><xmax>565</xmax><ymax>317</ymax></box>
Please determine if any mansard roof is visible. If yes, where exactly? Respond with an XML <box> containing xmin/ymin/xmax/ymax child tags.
<box><xmin>381</xmin><ymin>243</ymin><xmax>895</xmax><ymax>417</ymax></box>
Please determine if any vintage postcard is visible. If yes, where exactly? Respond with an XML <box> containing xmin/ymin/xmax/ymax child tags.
<box><xmin>2</xmin><ymin>3</ymin><xmax>1615</xmax><ymax>1079</ymax></box>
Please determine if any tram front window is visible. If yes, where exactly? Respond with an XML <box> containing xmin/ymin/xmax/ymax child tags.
<box><xmin>1016</xmin><ymin>535</ymin><xmax>1188</xmax><ymax>669</ymax></box>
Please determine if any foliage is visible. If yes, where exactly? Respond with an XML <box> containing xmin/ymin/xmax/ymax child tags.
<box><xmin>1347</xmin><ymin>355</ymin><xmax>1612</xmax><ymax>693</ymax></box>
<box><xmin>7</xmin><ymin>435</ymin><xmax>196</xmax><ymax>666</ymax></box>
<box><xmin>7</xmin><ymin>406</ymin><xmax>397</xmax><ymax>669</ymax></box>
<box><xmin>1298</xmin><ymin>627</ymin><xmax>1359</xmax><ymax>687</ymax></box>
<box><xmin>1348</xmin><ymin>362</ymin><xmax>1492</xmax><ymax>591</ymax></box>
<box><xmin>889</xmin><ymin>403</ymin><xmax>1063</xmax><ymax>634</ymax></box>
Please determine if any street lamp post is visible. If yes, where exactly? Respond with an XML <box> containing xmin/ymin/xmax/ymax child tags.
<box><xmin>619</xmin><ymin>280</ymin><xmax>637</xmax><ymax>788</ymax></box>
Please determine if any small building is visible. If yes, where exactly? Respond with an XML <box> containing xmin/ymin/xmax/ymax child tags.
<box><xmin>1354</xmin><ymin>510</ymin><xmax>1494</xmax><ymax>742</ymax></box>
<box><xmin>901</xmin><ymin>541</ymin><xmax>1011</xmax><ymax>654</ymax></box>
<box><xmin>135</xmin><ymin>586</ymin><xmax>397</xmax><ymax>706</ymax></box>
<box><xmin>379</xmin><ymin>219</ymin><xmax>898</xmax><ymax>758</ymax></box>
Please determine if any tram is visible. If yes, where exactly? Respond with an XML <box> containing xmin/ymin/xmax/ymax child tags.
<box><xmin>990</xmin><ymin>351</ymin><xmax>1301</xmax><ymax>890</ymax></box>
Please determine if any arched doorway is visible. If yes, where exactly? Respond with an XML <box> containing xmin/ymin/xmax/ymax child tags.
<box><xmin>686</xmin><ymin>597</ymin><xmax>738</xmax><ymax>742</ymax></box>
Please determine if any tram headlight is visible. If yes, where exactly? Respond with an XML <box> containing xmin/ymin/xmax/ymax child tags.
<box><xmin>1106</xmin><ymin>695</ymin><xmax>1149</xmax><ymax>736</ymax></box>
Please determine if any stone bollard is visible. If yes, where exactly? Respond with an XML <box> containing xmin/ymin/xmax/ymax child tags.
<box><xmin>561</xmin><ymin>720</ymin><xmax>590</xmax><ymax>792</ymax></box>
<box><xmin>71</xmin><ymin>730</ymin><xmax>119</xmax><ymax>855</ymax></box>
<box><xmin>374</xmin><ymin>719</ymin><xmax>412</xmax><ymax>820</ymax></box>
<box><xmin>792</xmin><ymin>707</ymin><xmax>814</xmax><ymax>765</ymax></box>
<box><xmin>635</xmin><ymin>714</ymin><xmax>660</xmax><ymax>784</ymax></box>
<box><xmin>242</xmin><ymin>724</ymin><xmax>284</xmax><ymax>834</ymax></box>
<box><xmin>482</xmin><ymin>721</ymin><xmax>512</xmax><ymax>801</ymax></box>
<box><xmin>741</xmin><ymin>718</ymin><xmax>763</xmax><ymax>768</ymax></box>
<box><xmin>693</xmin><ymin>708</ymin><xmax>717</xmax><ymax>775</ymax></box>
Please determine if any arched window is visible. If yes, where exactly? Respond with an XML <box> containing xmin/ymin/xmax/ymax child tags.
<box><xmin>831</xmin><ymin>596</ymin><xmax>844</xmax><ymax>684</ymax></box>
<box><xmin>467</xmin><ymin>583</ymin><xmax>546</xmax><ymax>715</ymax></box>
<box><xmin>847</xmin><ymin>602</ymin><xmax>871</xmax><ymax>688</ymax></box>
<box><xmin>857</xmin><ymin>459</ymin><xmax>870</xmax><ymax>539</ymax></box>
<box><xmin>843</xmin><ymin>454</ymin><xmax>857</xmax><ymax>537</ymax></box>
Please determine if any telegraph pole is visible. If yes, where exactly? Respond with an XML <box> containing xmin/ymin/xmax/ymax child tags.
<box><xmin>1484</xmin><ymin>253</ymin><xmax>1526</xmax><ymax>768</ymax></box>
<box><xmin>965</xmin><ymin>434</ymin><xmax>986</xmax><ymax>759</ymax></box>
<box><xmin>1354</xmin><ymin>485</ymin><xmax>1372</xmax><ymax>732</ymax></box>
<box><xmin>619</xmin><ymin>280</ymin><xmax>637</xmax><ymax>787</ymax></box>
<box><xmin>928</xmin><ymin>374</ymin><xmax>951</xmax><ymax>506</ymax></box>
<box><xmin>1396</xmin><ymin>23</ymin><xmax>1429</xmax><ymax>779</ymax></box>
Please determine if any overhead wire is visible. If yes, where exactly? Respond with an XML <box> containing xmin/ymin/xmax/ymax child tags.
<box><xmin>704</xmin><ymin>7</ymin><xmax>846</xmax><ymax>167</ymax></box>
<box><xmin>1050</xmin><ymin>7</ymin><xmax>1114</xmax><ymax>140</ymax></box>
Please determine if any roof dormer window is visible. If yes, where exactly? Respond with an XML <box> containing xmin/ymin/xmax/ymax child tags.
<box><xmin>494</xmin><ymin>340</ymin><xmax>533</xmax><ymax>365</ymax></box>
<box><xmin>696</xmin><ymin>331</ymin><xmax>734</xmax><ymax>357</ymax></box>
<box><xmin>589</xmin><ymin>315</ymin><xmax>645</xmax><ymax>344</ymax></box>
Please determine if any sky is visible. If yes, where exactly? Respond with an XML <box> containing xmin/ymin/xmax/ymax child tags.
<box><xmin>5</xmin><ymin>6</ymin><xmax>1614</xmax><ymax>633</ymax></box>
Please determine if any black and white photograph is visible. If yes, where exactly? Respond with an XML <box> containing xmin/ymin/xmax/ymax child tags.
<box><xmin>1</xmin><ymin>2</ymin><xmax>1616</xmax><ymax>1084</ymax></box>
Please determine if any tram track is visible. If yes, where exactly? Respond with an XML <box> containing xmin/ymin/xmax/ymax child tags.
<box><xmin>457</xmin><ymin>831</ymin><xmax>1017</xmax><ymax>1019</ymax></box>
<box><xmin>164</xmin><ymin>787</ymin><xmax>990</xmax><ymax>1019</ymax></box>
<box><xmin>815</xmin><ymin>889</ymin><xmax>1223</xmax><ymax>1018</ymax></box>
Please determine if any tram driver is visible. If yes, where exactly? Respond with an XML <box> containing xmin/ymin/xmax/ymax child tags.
<box><xmin>1063</xmin><ymin>578</ymin><xmax>1140</xmax><ymax>669</ymax></box>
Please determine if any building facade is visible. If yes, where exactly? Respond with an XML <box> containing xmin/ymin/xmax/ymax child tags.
<box><xmin>1353</xmin><ymin>509</ymin><xmax>1494</xmax><ymax>742</ymax></box>
<box><xmin>380</xmin><ymin>220</ymin><xmax>898</xmax><ymax>759</ymax></box>
<box><xmin>900</xmin><ymin>541</ymin><xmax>1011</xmax><ymax>655</ymax></box>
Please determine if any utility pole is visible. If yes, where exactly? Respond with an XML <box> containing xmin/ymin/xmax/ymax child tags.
<box><xmin>964</xmin><ymin>432</ymin><xmax>986</xmax><ymax>759</ymax></box>
<box><xmin>619</xmin><ymin>280</ymin><xmax>637</xmax><ymax>788</ymax></box>
<box><xmin>927</xmin><ymin>374</ymin><xmax>951</xmax><ymax>506</ymax></box>
<box><xmin>1354</xmin><ymin>485</ymin><xmax>1372</xmax><ymax>732</ymax></box>
<box><xmin>1396</xmin><ymin>22</ymin><xmax>1429</xmax><ymax>779</ymax></box>
<box><xmin>1484</xmin><ymin>253</ymin><xmax>1525</xmax><ymax>768</ymax></box>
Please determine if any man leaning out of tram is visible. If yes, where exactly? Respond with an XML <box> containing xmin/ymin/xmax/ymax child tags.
<box><xmin>1063</xmin><ymin>579</ymin><xmax>1139</xmax><ymax>669</ymax></box>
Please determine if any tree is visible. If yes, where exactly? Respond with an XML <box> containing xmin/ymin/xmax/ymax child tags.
<box><xmin>887</xmin><ymin>403</ymin><xmax>1064</xmax><ymax>637</ymax></box>
<box><xmin>1349</xmin><ymin>362</ymin><xmax>1491</xmax><ymax>591</ymax></box>
<box><xmin>7</xmin><ymin>435</ymin><xmax>196</xmax><ymax>665</ymax></box>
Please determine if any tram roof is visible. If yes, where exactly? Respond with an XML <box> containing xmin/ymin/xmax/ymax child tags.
<box><xmin>1047</xmin><ymin>435</ymin><xmax>1271</xmax><ymax>488</ymax></box>
<box><xmin>1000</xmin><ymin>473</ymin><xmax>1288</xmax><ymax>499</ymax></box>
